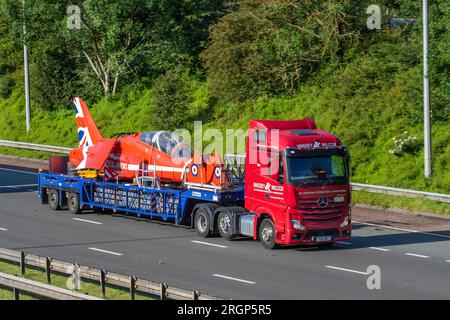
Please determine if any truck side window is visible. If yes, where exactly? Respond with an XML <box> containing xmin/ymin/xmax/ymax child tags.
<box><xmin>278</xmin><ymin>155</ymin><xmax>284</xmax><ymax>184</ymax></box>
<box><xmin>253</xmin><ymin>130</ymin><xmax>267</xmax><ymax>143</ymax></box>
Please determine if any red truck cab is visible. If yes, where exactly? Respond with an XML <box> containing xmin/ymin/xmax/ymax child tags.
<box><xmin>244</xmin><ymin>119</ymin><xmax>351</xmax><ymax>249</ymax></box>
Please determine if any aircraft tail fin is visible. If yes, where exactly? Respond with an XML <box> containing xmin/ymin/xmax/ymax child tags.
<box><xmin>73</xmin><ymin>97</ymin><xmax>102</xmax><ymax>147</ymax></box>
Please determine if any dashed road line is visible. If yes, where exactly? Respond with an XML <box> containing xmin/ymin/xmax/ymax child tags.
<box><xmin>337</xmin><ymin>241</ymin><xmax>352</xmax><ymax>245</ymax></box>
<box><xmin>212</xmin><ymin>274</ymin><xmax>256</xmax><ymax>284</ymax></box>
<box><xmin>325</xmin><ymin>266</ymin><xmax>368</xmax><ymax>275</ymax></box>
<box><xmin>353</xmin><ymin>220</ymin><xmax>450</xmax><ymax>240</ymax></box>
<box><xmin>191</xmin><ymin>240</ymin><xmax>227</xmax><ymax>248</ymax></box>
<box><xmin>0</xmin><ymin>227</ymin><xmax>8</xmax><ymax>231</ymax></box>
<box><xmin>0</xmin><ymin>184</ymin><xmax>38</xmax><ymax>189</ymax></box>
<box><xmin>405</xmin><ymin>253</ymin><xmax>430</xmax><ymax>259</ymax></box>
<box><xmin>88</xmin><ymin>247</ymin><xmax>123</xmax><ymax>256</ymax></box>
<box><xmin>73</xmin><ymin>218</ymin><xmax>103</xmax><ymax>225</ymax></box>
<box><xmin>0</xmin><ymin>167</ymin><xmax>37</xmax><ymax>175</ymax></box>
<box><xmin>369</xmin><ymin>247</ymin><xmax>391</xmax><ymax>252</ymax></box>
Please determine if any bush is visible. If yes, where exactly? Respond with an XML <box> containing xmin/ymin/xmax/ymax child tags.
<box><xmin>150</xmin><ymin>68</ymin><xmax>193</xmax><ymax>130</ymax></box>
<box><xmin>0</xmin><ymin>74</ymin><xmax>14</xmax><ymax>98</ymax></box>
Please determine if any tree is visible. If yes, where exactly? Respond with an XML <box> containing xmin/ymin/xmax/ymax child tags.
<box><xmin>202</xmin><ymin>0</ymin><xmax>363</xmax><ymax>101</ymax></box>
<box><xmin>65</xmin><ymin>0</ymin><xmax>156</xmax><ymax>95</ymax></box>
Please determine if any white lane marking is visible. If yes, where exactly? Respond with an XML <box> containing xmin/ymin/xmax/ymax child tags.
<box><xmin>88</xmin><ymin>247</ymin><xmax>123</xmax><ymax>256</ymax></box>
<box><xmin>405</xmin><ymin>253</ymin><xmax>429</xmax><ymax>259</ymax></box>
<box><xmin>0</xmin><ymin>227</ymin><xmax>8</xmax><ymax>231</ymax></box>
<box><xmin>446</xmin><ymin>260</ymin><xmax>450</xmax><ymax>263</ymax></box>
<box><xmin>0</xmin><ymin>167</ymin><xmax>37</xmax><ymax>175</ymax></box>
<box><xmin>369</xmin><ymin>247</ymin><xmax>391</xmax><ymax>252</ymax></box>
<box><xmin>73</xmin><ymin>218</ymin><xmax>103</xmax><ymax>225</ymax></box>
<box><xmin>337</xmin><ymin>241</ymin><xmax>352</xmax><ymax>245</ymax></box>
<box><xmin>353</xmin><ymin>220</ymin><xmax>450</xmax><ymax>240</ymax></box>
<box><xmin>325</xmin><ymin>266</ymin><xmax>368</xmax><ymax>275</ymax></box>
<box><xmin>0</xmin><ymin>184</ymin><xmax>38</xmax><ymax>188</ymax></box>
<box><xmin>191</xmin><ymin>240</ymin><xmax>227</xmax><ymax>248</ymax></box>
<box><xmin>212</xmin><ymin>274</ymin><xmax>256</xmax><ymax>284</ymax></box>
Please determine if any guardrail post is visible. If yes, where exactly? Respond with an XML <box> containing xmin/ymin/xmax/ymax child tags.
<box><xmin>45</xmin><ymin>257</ymin><xmax>52</xmax><ymax>284</ymax></box>
<box><xmin>73</xmin><ymin>263</ymin><xmax>81</xmax><ymax>290</ymax></box>
<box><xmin>20</xmin><ymin>252</ymin><xmax>26</xmax><ymax>275</ymax></box>
<box><xmin>13</xmin><ymin>288</ymin><xmax>20</xmax><ymax>300</ymax></box>
<box><xmin>160</xmin><ymin>283</ymin><xmax>167</xmax><ymax>300</ymax></box>
<box><xmin>129</xmin><ymin>276</ymin><xmax>136</xmax><ymax>300</ymax></box>
<box><xmin>192</xmin><ymin>290</ymin><xmax>199</xmax><ymax>300</ymax></box>
<box><xmin>100</xmin><ymin>269</ymin><xmax>106</xmax><ymax>298</ymax></box>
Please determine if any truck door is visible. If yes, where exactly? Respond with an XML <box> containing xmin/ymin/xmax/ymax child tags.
<box><xmin>251</xmin><ymin>152</ymin><xmax>286</xmax><ymax>210</ymax></box>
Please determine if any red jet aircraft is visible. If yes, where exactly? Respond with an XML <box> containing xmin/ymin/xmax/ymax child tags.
<box><xmin>69</xmin><ymin>97</ymin><xmax>225</xmax><ymax>187</ymax></box>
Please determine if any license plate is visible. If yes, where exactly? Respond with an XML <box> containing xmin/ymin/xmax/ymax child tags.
<box><xmin>315</xmin><ymin>236</ymin><xmax>332</xmax><ymax>242</ymax></box>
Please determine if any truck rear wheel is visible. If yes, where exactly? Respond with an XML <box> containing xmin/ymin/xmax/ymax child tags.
<box><xmin>68</xmin><ymin>193</ymin><xmax>81</xmax><ymax>214</ymax></box>
<box><xmin>48</xmin><ymin>189</ymin><xmax>60</xmax><ymax>210</ymax></box>
<box><xmin>218</xmin><ymin>211</ymin><xmax>236</xmax><ymax>240</ymax></box>
<box><xmin>194</xmin><ymin>207</ymin><xmax>212</xmax><ymax>238</ymax></box>
<box><xmin>259</xmin><ymin>219</ymin><xmax>278</xmax><ymax>250</ymax></box>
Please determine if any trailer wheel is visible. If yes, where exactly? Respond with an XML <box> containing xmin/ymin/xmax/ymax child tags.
<box><xmin>194</xmin><ymin>207</ymin><xmax>212</xmax><ymax>238</ymax></box>
<box><xmin>218</xmin><ymin>211</ymin><xmax>236</xmax><ymax>240</ymax></box>
<box><xmin>68</xmin><ymin>193</ymin><xmax>81</xmax><ymax>214</ymax></box>
<box><xmin>259</xmin><ymin>219</ymin><xmax>278</xmax><ymax>250</ymax></box>
<box><xmin>48</xmin><ymin>189</ymin><xmax>60</xmax><ymax>210</ymax></box>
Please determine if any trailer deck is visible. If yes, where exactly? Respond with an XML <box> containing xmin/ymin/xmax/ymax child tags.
<box><xmin>38</xmin><ymin>172</ymin><xmax>245</xmax><ymax>225</ymax></box>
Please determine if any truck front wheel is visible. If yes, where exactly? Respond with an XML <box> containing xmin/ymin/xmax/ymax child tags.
<box><xmin>48</xmin><ymin>189</ymin><xmax>60</xmax><ymax>210</ymax></box>
<box><xmin>259</xmin><ymin>219</ymin><xmax>278</xmax><ymax>250</ymax></box>
<box><xmin>68</xmin><ymin>193</ymin><xmax>81</xmax><ymax>214</ymax></box>
<box><xmin>194</xmin><ymin>208</ymin><xmax>212</xmax><ymax>238</ymax></box>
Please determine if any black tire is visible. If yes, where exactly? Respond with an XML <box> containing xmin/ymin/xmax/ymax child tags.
<box><xmin>259</xmin><ymin>219</ymin><xmax>278</xmax><ymax>250</ymax></box>
<box><xmin>68</xmin><ymin>193</ymin><xmax>81</xmax><ymax>214</ymax></box>
<box><xmin>218</xmin><ymin>211</ymin><xmax>236</xmax><ymax>240</ymax></box>
<box><xmin>48</xmin><ymin>189</ymin><xmax>60</xmax><ymax>210</ymax></box>
<box><xmin>194</xmin><ymin>207</ymin><xmax>212</xmax><ymax>238</ymax></box>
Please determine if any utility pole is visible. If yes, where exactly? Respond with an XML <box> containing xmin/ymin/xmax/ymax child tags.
<box><xmin>23</xmin><ymin>0</ymin><xmax>31</xmax><ymax>132</ymax></box>
<box><xmin>422</xmin><ymin>0</ymin><xmax>431</xmax><ymax>178</ymax></box>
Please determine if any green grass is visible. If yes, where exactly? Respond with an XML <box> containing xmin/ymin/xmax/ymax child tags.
<box><xmin>352</xmin><ymin>190</ymin><xmax>450</xmax><ymax>216</ymax></box>
<box><xmin>0</xmin><ymin>260</ymin><xmax>154</xmax><ymax>300</ymax></box>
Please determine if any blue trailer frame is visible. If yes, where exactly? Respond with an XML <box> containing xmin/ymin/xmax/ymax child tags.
<box><xmin>37</xmin><ymin>172</ymin><xmax>245</xmax><ymax>225</ymax></box>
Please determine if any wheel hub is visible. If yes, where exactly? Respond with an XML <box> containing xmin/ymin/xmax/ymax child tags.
<box><xmin>261</xmin><ymin>226</ymin><xmax>273</xmax><ymax>243</ymax></box>
<box><xmin>219</xmin><ymin>215</ymin><xmax>231</xmax><ymax>233</ymax></box>
<box><xmin>197</xmin><ymin>214</ymin><xmax>207</xmax><ymax>232</ymax></box>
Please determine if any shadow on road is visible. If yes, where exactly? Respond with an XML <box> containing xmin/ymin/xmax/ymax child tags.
<box><xmin>288</xmin><ymin>226</ymin><xmax>450</xmax><ymax>252</ymax></box>
<box><xmin>0</xmin><ymin>186</ymin><xmax>37</xmax><ymax>194</ymax></box>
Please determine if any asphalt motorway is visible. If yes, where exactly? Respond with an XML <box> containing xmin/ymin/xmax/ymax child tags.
<box><xmin>0</xmin><ymin>164</ymin><xmax>449</xmax><ymax>299</ymax></box>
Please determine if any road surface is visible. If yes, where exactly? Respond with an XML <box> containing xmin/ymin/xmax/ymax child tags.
<box><xmin>0</xmin><ymin>164</ymin><xmax>449</xmax><ymax>299</ymax></box>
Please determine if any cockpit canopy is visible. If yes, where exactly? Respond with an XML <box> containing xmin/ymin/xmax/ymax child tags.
<box><xmin>139</xmin><ymin>131</ymin><xmax>192</xmax><ymax>159</ymax></box>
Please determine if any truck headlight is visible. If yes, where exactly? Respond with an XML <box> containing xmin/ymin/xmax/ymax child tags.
<box><xmin>340</xmin><ymin>216</ymin><xmax>350</xmax><ymax>228</ymax></box>
<box><xmin>291</xmin><ymin>220</ymin><xmax>305</xmax><ymax>231</ymax></box>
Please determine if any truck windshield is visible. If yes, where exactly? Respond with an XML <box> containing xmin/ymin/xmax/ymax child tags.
<box><xmin>286</xmin><ymin>155</ymin><xmax>348</xmax><ymax>186</ymax></box>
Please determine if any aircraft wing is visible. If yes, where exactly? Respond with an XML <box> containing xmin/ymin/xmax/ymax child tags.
<box><xmin>79</xmin><ymin>139</ymin><xmax>116</xmax><ymax>170</ymax></box>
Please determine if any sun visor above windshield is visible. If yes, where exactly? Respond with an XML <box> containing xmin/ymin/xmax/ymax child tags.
<box><xmin>285</xmin><ymin>145</ymin><xmax>347</xmax><ymax>158</ymax></box>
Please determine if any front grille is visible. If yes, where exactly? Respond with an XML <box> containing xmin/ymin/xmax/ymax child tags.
<box><xmin>297</xmin><ymin>200</ymin><xmax>345</xmax><ymax>211</ymax></box>
<box><xmin>302</xmin><ymin>211</ymin><xmax>342</xmax><ymax>221</ymax></box>
<box><xmin>306</xmin><ymin>228</ymin><xmax>340</xmax><ymax>239</ymax></box>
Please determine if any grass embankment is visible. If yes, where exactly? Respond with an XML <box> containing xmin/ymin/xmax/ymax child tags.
<box><xmin>352</xmin><ymin>191</ymin><xmax>450</xmax><ymax>216</ymax></box>
<box><xmin>0</xmin><ymin>259</ymin><xmax>153</xmax><ymax>300</ymax></box>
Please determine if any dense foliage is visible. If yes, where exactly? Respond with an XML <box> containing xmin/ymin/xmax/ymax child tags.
<box><xmin>0</xmin><ymin>0</ymin><xmax>449</xmax><ymax>199</ymax></box>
